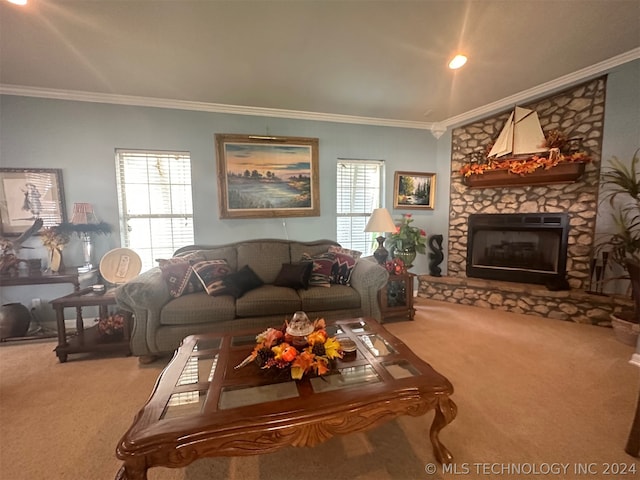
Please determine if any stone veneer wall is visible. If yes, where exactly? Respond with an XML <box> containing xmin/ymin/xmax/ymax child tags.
<box><xmin>417</xmin><ymin>276</ymin><xmax>631</xmax><ymax>325</ymax></box>
<box><xmin>417</xmin><ymin>77</ymin><xmax>616</xmax><ymax>325</ymax></box>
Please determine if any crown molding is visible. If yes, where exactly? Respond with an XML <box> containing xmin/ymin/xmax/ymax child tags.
<box><xmin>1</xmin><ymin>48</ymin><xmax>638</xmax><ymax>138</ymax></box>
<box><xmin>441</xmin><ymin>47</ymin><xmax>640</xmax><ymax>129</ymax></box>
<box><xmin>0</xmin><ymin>84</ymin><xmax>434</xmax><ymax>131</ymax></box>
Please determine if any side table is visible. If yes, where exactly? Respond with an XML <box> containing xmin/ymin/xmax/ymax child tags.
<box><xmin>0</xmin><ymin>267</ymin><xmax>97</xmax><ymax>291</ymax></box>
<box><xmin>50</xmin><ymin>288</ymin><xmax>131</xmax><ymax>362</ymax></box>
<box><xmin>0</xmin><ymin>267</ymin><xmax>98</xmax><ymax>342</ymax></box>
<box><xmin>378</xmin><ymin>272</ymin><xmax>415</xmax><ymax>323</ymax></box>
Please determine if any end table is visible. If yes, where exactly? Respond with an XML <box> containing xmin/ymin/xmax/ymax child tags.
<box><xmin>378</xmin><ymin>272</ymin><xmax>415</xmax><ymax>323</ymax></box>
<box><xmin>51</xmin><ymin>288</ymin><xmax>131</xmax><ymax>362</ymax></box>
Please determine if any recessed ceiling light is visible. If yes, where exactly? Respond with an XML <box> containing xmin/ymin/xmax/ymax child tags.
<box><xmin>7</xmin><ymin>0</ymin><xmax>28</xmax><ymax>5</ymax></box>
<box><xmin>448</xmin><ymin>54</ymin><xmax>468</xmax><ymax>70</ymax></box>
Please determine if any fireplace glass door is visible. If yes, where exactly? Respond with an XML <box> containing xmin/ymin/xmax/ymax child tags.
<box><xmin>466</xmin><ymin>213</ymin><xmax>569</xmax><ymax>285</ymax></box>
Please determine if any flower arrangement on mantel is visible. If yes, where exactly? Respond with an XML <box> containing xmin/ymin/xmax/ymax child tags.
<box><xmin>237</xmin><ymin>318</ymin><xmax>343</xmax><ymax>380</ymax></box>
<box><xmin>459</xmin><ymin>129</ymin><xmax>591</xmax><ymax>178</ymax></box>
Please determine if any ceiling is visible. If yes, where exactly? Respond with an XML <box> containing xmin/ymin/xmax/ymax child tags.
<box><xmin>1</xmin><ymin>0</ymin><xmax>639</xmax><ymax>131</ymax></box>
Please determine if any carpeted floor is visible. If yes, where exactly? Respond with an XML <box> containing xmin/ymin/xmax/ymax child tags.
<box><xmin>1</xmin><ymin>298</ymin><xmax>638</xmax><ymax>480</ymax></box>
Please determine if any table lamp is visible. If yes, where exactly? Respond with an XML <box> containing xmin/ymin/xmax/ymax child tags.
<box><xmin>364</xmin><ymin>208</ymin><xmax>397</xmax><ymax>264</ymax></box>
<box><xmin>71</xmin><ymin>203</ymin><xmax>99</xmax><ymax>272</ymax></box>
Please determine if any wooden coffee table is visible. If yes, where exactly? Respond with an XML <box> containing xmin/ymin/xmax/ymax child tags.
<box><xmin>115</xmin><ymin>317</ymin><xmax>457</xmax><ymax>479</ymax></box>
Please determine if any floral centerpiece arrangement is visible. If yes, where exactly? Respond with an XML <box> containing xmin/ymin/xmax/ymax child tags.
<box><xmin>238</xmin><ymin>317</ymin><xmax>343</xmax><ymax>380</ymax></box>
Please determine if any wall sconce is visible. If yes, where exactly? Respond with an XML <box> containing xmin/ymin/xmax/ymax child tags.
<box><xmin>364</xmin><ymin>207</ymin><xmax>397</xmax><ymax>264</ymax></box>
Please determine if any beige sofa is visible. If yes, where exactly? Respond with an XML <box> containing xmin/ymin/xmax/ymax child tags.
<box><xmin>115</xmin><ymin>239</ymin><xmax>389</xmax><ymax>358</ymax></box>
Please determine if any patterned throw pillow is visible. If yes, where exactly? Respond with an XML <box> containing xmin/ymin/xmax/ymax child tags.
<box><xmin>301</xmin><ymin>252</ymin><xmax>335</xmax><ymax>288</ymax></box>
<box><xmin>330</xmin><ymin>252</ymin><xmax>357</xmax><ymax>285</ymax></box>
<box><xmin>274</xmin><ymin>262</ymin><xmax>313</xmax><ymax>290</ymax></box>
<box><xmin>157</xmin><ymin>252</ymin><xmax>205</xmax><ymax>298</ymax></box>
<box><xmin>328</xmin><ymin>245</ymin><xmax>362</xmax><ymax>260</ymax></box>
<box><xmin>191</xmin><ymin>260</ymin><xmax>232</xmax><ymax>295</ymax></box>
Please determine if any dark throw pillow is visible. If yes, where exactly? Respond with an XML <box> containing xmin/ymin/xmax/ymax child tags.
<box><xmin>273</xmin><ymin>262</ymin><xmax>313</xmax><ymax>290</ymax></box>
<box><xmin>220</xmin><ymin>265</ymin><xmax>264</xmax><ymax>298</ymax></box>
<box><xmin>191</xmin><ymin>259</ymin><xmax>232</xmax><ymax>295</ymax></box>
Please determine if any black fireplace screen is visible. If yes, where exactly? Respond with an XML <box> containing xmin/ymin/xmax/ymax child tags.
<box><xmin>466</xmin><ymin>213</ymin><xmax>569</xmax><ymax>285</ymax></box>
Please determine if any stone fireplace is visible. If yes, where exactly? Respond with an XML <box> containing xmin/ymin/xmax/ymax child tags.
<box><xmin>418</xmin><ymin>75</ymin><xmax>633</xmax><ymax>324</ymax></box>
<box><xmin>447</xmin><ymin>77</ymin><xmax>608</xmax><ymax>291</ymax></box>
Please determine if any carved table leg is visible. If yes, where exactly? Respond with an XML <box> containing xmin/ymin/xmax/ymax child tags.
<box><xmin>429</xmin><ymin>396</ymin><xmax>457</xmax><ymax>464</ymax></box>
<box><xmin>115</xmin><ymin>461</ymin><xmax>148</xmax><ymax>480</ymax></box>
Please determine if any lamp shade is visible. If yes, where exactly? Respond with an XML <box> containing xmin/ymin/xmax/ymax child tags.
<box><xmin>71</xmin><ymin>203</ymin><xmax>98</xmax><ymax>224</ymax></box>
<box><xmin>364</xmin><ymin>208</ymin><xmax>396</xmax><ymax>233</ymax></box>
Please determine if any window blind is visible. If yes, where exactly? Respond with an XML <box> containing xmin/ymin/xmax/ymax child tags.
<box><xmin>336</xmin><ymin>160</ymin><xmax>384</xmax><ymax>255</ymax></box>
<box><xmin>115</xmin><ymin>149</ymin><xmax>194</xmax><ymax>271</ymax></box>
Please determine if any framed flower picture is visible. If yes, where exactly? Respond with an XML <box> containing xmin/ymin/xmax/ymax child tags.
<box><xmin>393</xmin><ymin>171</ymin><xmax>436</xmax><ymax>210</ymax></box>
<box><xmin>0</xmin><ymin>168</ymin><xmax>67</xmax><ymax>236</ymax></box>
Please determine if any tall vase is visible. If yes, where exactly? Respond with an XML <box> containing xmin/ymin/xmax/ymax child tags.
<box><xmin>80</xmin><ymin>232</ymin><xmax>93</xmax><ymax>269</ymax></box>
<box><xmin>49</xmin><ymin>248</ymin><xmax>64</xmax><ymax>273</ymax></box>
<box><xmin>394</xmin><ymin>247</ymin><xmax>416</xmax><ymax>269</ymax></box>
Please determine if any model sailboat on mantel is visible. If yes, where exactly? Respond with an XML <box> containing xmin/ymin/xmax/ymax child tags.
<box><xmin>460</xmin><ymin>105</ymin><xmax>590</xmax><ymax>188</ymax></box>
<box><xmin>488</xmin><ymin>106</ymin><xmax>549</xmax><ymax>159</ymax></box>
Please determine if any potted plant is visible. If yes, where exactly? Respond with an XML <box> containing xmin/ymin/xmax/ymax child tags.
<box><xmin>599</xmin><ymin>148</ymin><xmax>640</xmax><ymax>345</ymax></box>
<box><xmin>386</xmin><ymin>214</ymin><xmax>427</xmax><ymax>268</ymax></box>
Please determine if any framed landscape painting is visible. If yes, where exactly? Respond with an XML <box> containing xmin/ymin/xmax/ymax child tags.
<box><xmin>215</xmin><ymin>134</ymin><xmax>320</xmax><ymax>219</ymax></box>
<box><xmin>0</xmin><ymin>168</ymin><xmax>67</xmax><ymax>236</ymax></box>
<box><xmin>393</xmin><ymin>171</ymin><xmax>436</xmax><ymax>210</ymax></box>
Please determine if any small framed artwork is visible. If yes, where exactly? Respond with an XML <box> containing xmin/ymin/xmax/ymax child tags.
<box><xmin>393</xmin><ymin>171</ymin><xmax>436</xmax><ymax>210</ymax></box>
<box><xmin>0</xmin><ymin>168</ymin><xmax>67</xmax><ymax>236</ymax></box>
<box><xmin>215</xmin><ymin>134</ymin><xmax>320</xmax><ymax>219</ymax></box>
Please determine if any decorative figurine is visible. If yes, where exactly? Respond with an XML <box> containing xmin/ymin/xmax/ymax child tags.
<box><xmin>428</xmin><ymin>234</ymin><xmax>444</xmax><ymax>277</ymax></box>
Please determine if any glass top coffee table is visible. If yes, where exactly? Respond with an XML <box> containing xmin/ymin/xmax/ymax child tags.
<box><xmin>115</xmin><ymin>317</ymin><xmax>457</xmax><ymax>480</ymax></box>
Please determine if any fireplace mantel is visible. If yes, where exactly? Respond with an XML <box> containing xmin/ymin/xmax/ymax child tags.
<box><xmin>462</xmin><ymin>162</ymin><xmax>586</xmax><ymax>188</ymax></box>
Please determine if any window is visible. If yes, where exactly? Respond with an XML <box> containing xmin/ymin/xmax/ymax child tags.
<box><xmin>115</xmin><ymin>149</ymin><xmax>194</xmax><ymax>271</ymax></box>
<box><xmin>336</xmin><ymin>160</ymin><xmax>385</xmax><ymax>256</ymax></box>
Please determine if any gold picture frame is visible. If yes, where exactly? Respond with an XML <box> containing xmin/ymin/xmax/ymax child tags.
<box><xmin>0</xmin><ymin>168</ymin><xmax>67</xmax><ymax>236</ymax></box>
<box><xmin>393</xmin><ymin>171</ymin><xmax>436</xmax><ymax>210</ymax></box>
<box><xmin>215</xmin><ymin>134</ymin><xmax>320</xmax><ymax>219</ymax></box>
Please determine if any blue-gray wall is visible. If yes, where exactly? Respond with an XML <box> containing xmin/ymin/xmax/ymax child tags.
<box><xmin>597</xmin><ymin>59</ymin><xmax>640</xmax><ymax>293</ymax></box>
<box><xmin>0</xmin><ymin>58</ymin><xmax>638</xmax><ymax>317</ymax></box>
<box><xmin>0</xmin><ymin>96</ymin><xmax>441</xmax><ymax>317</ymax></box>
